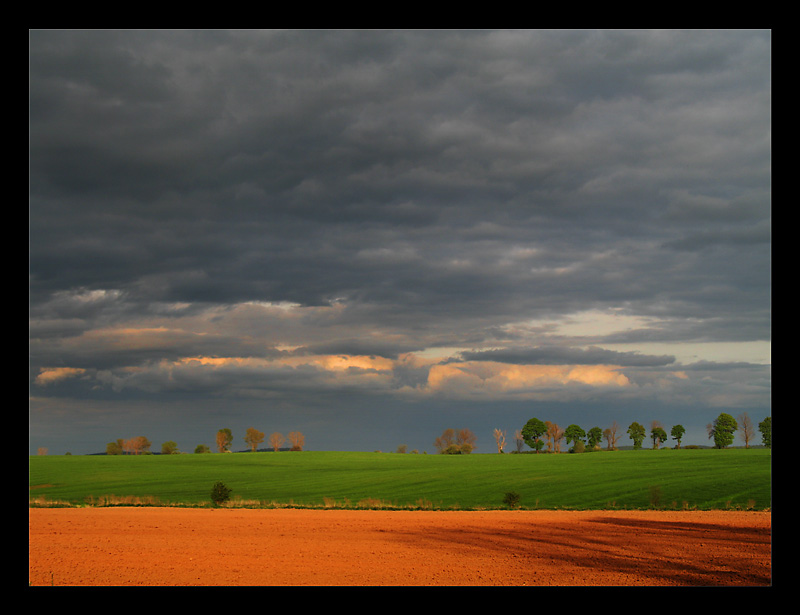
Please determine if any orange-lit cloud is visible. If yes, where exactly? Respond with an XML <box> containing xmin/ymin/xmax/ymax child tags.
<box><xmin>175</xmin><ymin>353</ymin><xmax>395</xmax><ymax>372</ymax></box>
<box><xmin>426</xmin><ymin>361</ymin><xmax>631</xmax><ymax>397</ymax></box>
<box><xmin>38</xmin><ymin>349</ymin><xmax>638</xmax><ymax>401</ymax></box>
<box><xmin>163</xmin><ymin>353</ymin><xmax>400</xmax><ymax>393</ymax></box>
<box><xmin>35</xmin><ymin>367</ymin><xmax>87</xmax><ymax>386</ymax></box>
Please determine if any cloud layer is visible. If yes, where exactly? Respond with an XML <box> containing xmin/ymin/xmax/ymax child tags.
<box><xmin>29</xmin><ymin>30</ymin><xmax>771</xmax><ymax>454</ymax></box>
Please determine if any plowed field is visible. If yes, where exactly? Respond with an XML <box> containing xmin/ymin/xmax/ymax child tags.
<box><xmin>29</xmin><ymin>508</ymin><xmax>771</xmax><ymax>586</ymax></box>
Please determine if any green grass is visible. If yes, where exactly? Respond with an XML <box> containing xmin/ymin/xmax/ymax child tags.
<box><xmin>28</xmin><ymin>448</ymin><xmax>771</xmax><ymax>511</ymax></box>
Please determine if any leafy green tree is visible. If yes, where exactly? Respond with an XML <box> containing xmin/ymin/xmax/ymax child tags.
<box><xmin>564</xmin><ymin>424</ymin><xmax>586</xmax><ymax>452</ymax></box>
<box><xmin>521</xmin><ymin>417</ymin><xmax>547</xmax><ymax>453</ymax></box>
<box><xmin>161</xmin><ymin>441</ymin><xmax>180</xmax><ymax>455</ymax></box>
<box><xmin>587</xmin><ymin>427</ymin><xmax>603</xmax><ymax>450</ymax></box>
<box><xmin>627</xmin><ymin>422</ymin><xmax>646</xmax><ymax>450</ymax></box>
<box><xmin>758</xmin><ymin>416</ymin><xmax>771</xmax><ymax>448</ymax></box>
<box><xmin>707</xmin><ymin>413</ymin><xmax>738</xmax><ymax>449</ymax></box>
<box><xmin>650</xmin><ymin>426</ymin><xmax>667</xmax><ymax>449</ymax></box>
<box><xmin>670</xmin><ymin>424</ymin><xmax>685</xmax><ymax>449</ymax></box>
<box><xmin>194</xmin><ymin>444</ymin><xmax>211</xmax><ymax>454</ymax></box>
<box><xmin>106</xmin><ymin>440</ymin><xmax>123</xmax><ymax>455</ymax></box>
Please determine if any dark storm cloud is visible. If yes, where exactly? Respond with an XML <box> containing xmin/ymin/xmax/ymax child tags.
<box><xmin>29</xmin><ymin>30</ymin><xmax>771</xmax><ymax>453</ymax></box>
<box><xmin>30</xmin><ymin>31</ymin><xmax>770</xmax><ymax>320</ymax></box>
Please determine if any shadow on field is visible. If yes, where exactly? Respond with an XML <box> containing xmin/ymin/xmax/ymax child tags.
<box><xmin>589</xmin><ymin>516</ymin><xmax>771</xmax><ymax>542</ymax></box>
<box><xmin>391</xmin><ymin>515</ymin><xmax>771</xmax><ymax>586</ymax></box>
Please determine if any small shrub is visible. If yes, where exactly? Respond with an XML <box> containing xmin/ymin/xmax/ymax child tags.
<box><xmin>648</xmin><ymin>485</ymin><xmax>662</xmax><ymax>508</ymax></box>
<box><xmin>441</xmin><ymin>443</ymin><xmax>474</xmax><ymax>454</ymax></box>
<box><xmin>211</xmin><ymin>481</ymin><xmax>233</xmax><ymax>506</ymax></box>
<box><xmin>503</xmin><ymin>491</ymin><xmax>521</xmax><ymax>509</ymax></box>
<box><xmin>570</xmin><ymin>441</ymin><xmax>585</xmax><ymax>454</ymax></box>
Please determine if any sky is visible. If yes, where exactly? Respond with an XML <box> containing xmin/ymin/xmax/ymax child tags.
<box><xmin>29</xmin><ymin>30</ymin><xmax>771</xmax><ymax>455</ymax></box>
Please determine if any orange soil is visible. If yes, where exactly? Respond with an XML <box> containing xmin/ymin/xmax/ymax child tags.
<box><xmin>29</xmin><ymin>508</ymin><xmax>771</xmax><ymax>586</ymax></box>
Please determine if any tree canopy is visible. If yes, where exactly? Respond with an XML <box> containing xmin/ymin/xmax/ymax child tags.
<box><xmin>521</xmin><ymin>417</ymin><xmax>547</xmax><ymax>453</ymax></box>
<box><xmin>758</xmin><ymin>416</ymin><xmax>771</xmax><ymax>448</ymax></box>
<box><xmin>586</xmin><ymin>427</ymin><xmax>603</xmax><ymax>450</ymax></box>
<box><xmin>564</xmin><ymin>424</ymin><xmax>586</xmax><ymax>452</ymax></box>
<box><xmin>670</xmin><ymin>424</ymin><xmax>685</xmax><ymax>448</ymax></box>
<box><xmin>708</xmin><ymin>413</ymin><xmax>738</xmax><ymax>449</ymax></box>
<box><xmin>650</xmin><ymin>426</ymin><xmax>667</xmax><ymax>449</ymax></box>
<box><xmin>627</xmin><ymin>422</ymin><xmax>646</xmax><ymax>450</ymax></box>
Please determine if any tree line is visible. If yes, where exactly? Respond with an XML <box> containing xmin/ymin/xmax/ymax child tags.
<box><xmin>500</xmin><ymin>412</ymin><xmax>771</xmax><ymax>454</ymax></box>
<box><xmin>104</xmin><ymin>428</ymin><xmax>307</xmax><ymax>455</ymax></box>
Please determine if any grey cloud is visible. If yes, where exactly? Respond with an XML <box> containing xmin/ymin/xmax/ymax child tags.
<box><xmin>30</xmin><ymin>31</ymin><xmax>770</xmax><ymax>315</ymax></box>
<box><xmin>458</xmin><ymin>345</ymin><xmax>676</xmax><ymax>367</ymax></box>
<box><xmin>294</xmin><ymin>339</ymin><xmax>424</xmax><ymax>360</ymax></box>
<box><xmin>30</xmin><ymin>28</ymin><xmax>771</xmax><ymax>332</ymax></box>
<box><xmin>29</xmin><ymin>30</ymin><xmax>771</xmax><ymax>453</ymax></box>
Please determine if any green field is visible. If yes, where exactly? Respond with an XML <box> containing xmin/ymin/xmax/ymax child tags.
<box><xmin>29</xmin><ymin>448</ymin><xmax>771</xmax><ymax>511</ymax></box>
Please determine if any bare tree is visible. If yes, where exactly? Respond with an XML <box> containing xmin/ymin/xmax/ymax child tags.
<box><xmin>552</xmin><ymin>423</ymin><xmax>565</xmax><ymax>453</ymax></box>
<box><xmin>544</xmin><ymin>421</ymin><xmax>554</xmax><ymax>451</ymax></box>
<box><xmin>434</xmin><ymin>428</ymin><xmax>456</xmax><ymax>453</ymax></box>
<box><xmin>442</xmin><ymin>428</ymin><xmax>456</xmax><ymax>446</ymax></box>
<box><xmin>546</xmin><ymin>422</ymin><xmax>565</xmax><ymax>453</ymax></box>
<box><xmin>493</xmin><ymin>428</ymin><xmax>506</xmax><ymax>453</ymax></box>
<box><xmin>123</xmin><ymin>436</ymin><xmax>151</xmax><ymax>455</ymax></box>
<box><xmin>269</xmin><ymin>432</ymin><xmax>285</xmax><ymax>452</ymax></box>
<box><xmin>456</xmin><ymin>428</ymin><xmax>477</xmax><ymax>451</ymax></box>
<box><xmin>514</xmin><ymin>429</ymin><xmax>524</xmax><ymax>453</ymax></box>
<box><xmin>287</xmin><ymin>431</ymin><xmax>305</xmax><ymax>451</ymax></box>
<box><xmin>603</xmin><ymin>421</ymin><xmax>620</xmax><ymax>450</ymax></box>
<box><xmin>244</xmin><ymin>427</ymin><xmax>265</xmax><ymax>452</ymax></box>
<box><xmin>738</xmin><ymin>412</ymin><xmax>755</xmax><ymax>448</ymax></box>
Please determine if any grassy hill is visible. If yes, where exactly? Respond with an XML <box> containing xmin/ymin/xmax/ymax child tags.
<box><xmin>29</xmin><ymin>448</ymin><xmax>771</xmax><ymax>511</ymax></box>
